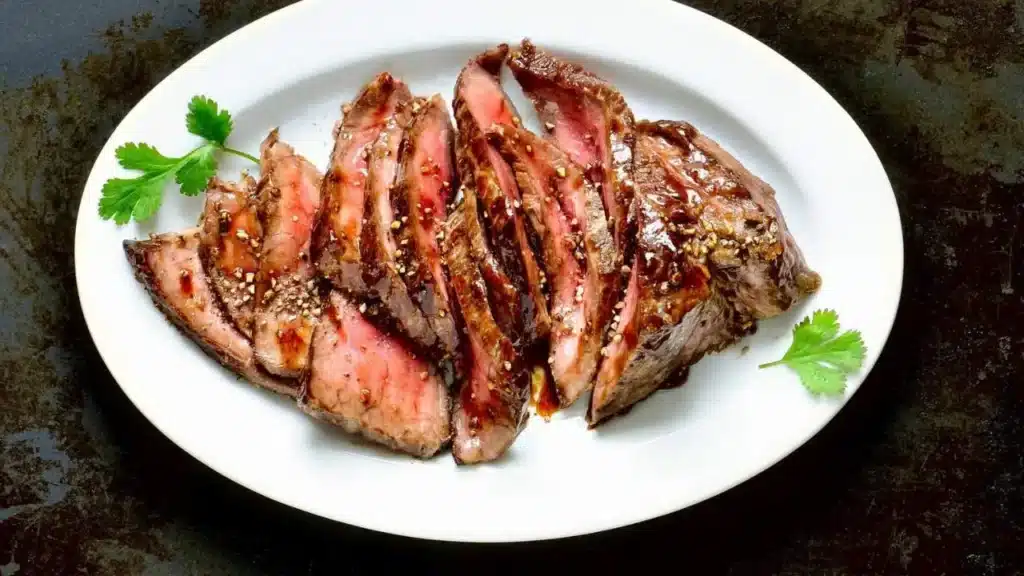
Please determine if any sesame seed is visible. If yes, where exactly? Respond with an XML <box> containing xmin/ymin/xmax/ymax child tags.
<box><xmin>600</xmin><ymin>347</ymin><xmax>610</xmax><ymax>357</ymax></box>
<box><xmin>438</xmin><ymin>309</ymin><xmax>446</xmax><ymax>318</ymax></box>
<box><xmin>420</xmin><ymin>371</ymin><xmax>429</xmax><ymax>380</ymax></box>
<box><xmin>235</xmin><ymin>229</ymin><xmax>249</xmax><ymax>240</ymax></box>
<box><xmin>245</xmin><ymin>272</ymin><xmax>254</xmax><ymax>282</ymax></box>
<box><xmin>545</xmin><ymin>122</ymin><xmax>555</xmax><ymax>131</ymax></box>
<box><xmin>548</xmin><ymin>355</ymin><xmax>555</xmax><ymax>365</ymax></box>
<box><xmin>615</xmin><ymin>301</ymin><xmax>625</xmax><ymax>310</ymax></box>
<box><xmin>525</xmin><ymin>144</ymin><xmax>533</xmax><ymax>154</ymax></box>
<box><xmin>401</xmin><ymin>216</ymin><xmax>408</xmax><ymax>223</ymax></box>
<box><xmin>307</xmin><ymin>279</ymin><xmax>316</xmax><ymax>289</ymax></box>
<box><xmin>621</xmin><ymin>265</ymin><xmax>631</xmax><ymax>274</ymax></box>
<box><xmin>248</xmin><ymin>285</ymin><xmax>256</xmax><ymax>294</ymax></box>
<box><xmin>233</xmin><ymin>269</ymin><xmax>243</xmax><ymax>279</ymax></box>
<box><xmin>555</xmin><ymin>166</ymin><xmax>566</xmax><ymax>178</ymax></box>
<box><xmin>394</xmin><ymin>249</ymin><xmax>403</xmax><ymax>258</ymax></box>
<box><xmin>503</xmin><ymin>361</ymin><xmax>512</xmax><ymax>371</ymax></box>
<box><xmin>613</xmin><ymin>333</ymin><xmax>623</xmax><ymax>343</ymax></box>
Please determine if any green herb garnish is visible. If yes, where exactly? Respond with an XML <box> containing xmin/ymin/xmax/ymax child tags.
<box><xmin>99</xmin><ymin>96</ymin><xmax>258</xmax><ymax>224</ymax></box>
<box><xmin>759</xmin><ymin>309</ymin><xmax>866</xmax><ymax>396</ymax></box>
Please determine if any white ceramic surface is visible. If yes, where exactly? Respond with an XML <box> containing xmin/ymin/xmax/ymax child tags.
<box><xmin>74</xmin><ymin>0</ymin><xmax>903</xmax><ymax>542</ymax></box>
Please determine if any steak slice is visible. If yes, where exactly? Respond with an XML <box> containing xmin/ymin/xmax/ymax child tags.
<box><xmin>508</xmin><ymin>39</ymin><xmax>636</xmax><ymax>264</ymax></box>
<box><xmin>587</xmin><ymin>131</ymin><xmax>749</xmax><ymax>426</ymax></box>
<box><xmin>637</xmin><ymin>121</ymin><xmax>822</xmax><ymax>318</ymax></box>
<box><xmin>252</xmin><ymin>130</ymin><xmax>324</xmax><ymax>378</ymax></box>
<box><xmin>299</xmin><ymin>291</ymin><xmax>451</xmax><ymax>458</ymax></box>
<box><xmin>390</xmin><ymin>94</ymin><xmax>460</xmax><ymax>356</ymax></box>
<box><xmin>443</xmin><ymin>185</ymin><xmax>529</xmax><ymax>464</ymax></box>
<box><xmin>488</xmin><ymin>125</ymin><xmax>617</xmax><ymax>407</ymax></box>
<box><xmin>124</xmin><ymin>229</ymin><xmax>296</xmax><ymax>396</ymax></box>
<box><xmin>314</xmin><ymin>72</ymin><xmax>412</xmax><ymax>292</ymax></box>
<box><xmin>453</xmin><ymin>45</ymin><xmax>551</xmax><ymax>346</ymax></box>
<box><xmin>199</xmin><ymin>175</ymin><xmax>262</xmax><ymax>338</ymax></box>
<box><xmin>355</xmin><ymin>97</ymin><xmax>443</xmax><ymax>352</ymax></box>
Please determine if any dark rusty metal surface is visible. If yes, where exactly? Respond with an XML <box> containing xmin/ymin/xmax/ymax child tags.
<box><xmin>0</xmin><ymin>0</ymin><xmax>1021</xmax><ymax>573</ymax></box>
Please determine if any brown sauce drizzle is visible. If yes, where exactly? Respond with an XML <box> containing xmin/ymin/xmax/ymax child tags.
<box><xmin>530</xmin><ymin>365</ymin><xmax>559</xmax><ymax>420</ymax></box>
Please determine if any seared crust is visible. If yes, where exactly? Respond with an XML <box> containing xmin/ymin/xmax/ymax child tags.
<box><xmin>251</xmin><ymin>130</ymin><xmax>324</xmax><ymax>378</ymax></box>
<box><xmin>443</xmin><ymin>185</ymin><xmax>529</xmax><ymax>464</ymax></box>
<box><xmin>355</xmin><ymin>97</ymin><xmax>444</xmax><ymax>353</ymax></box>
<box><xmin>636</xmin><ymin>121</ymin><xmax>821</xmax><ymax>318</ymax></box>
<box><xmin>124</xmin><ymin>230</ymin><xmax>297</xmax><ymax>397</ymax></box>
<box><xmin>198</xmin><ymin>175</ymin><xmax>261</xmax><ymax>338</ymax></box>
<box><xmin>508</xmin><ymin>38</ymin><xmax>637</xmax><ymax>266</ymax></box>
<box><xmin>390</xmin><ymin>95</ymin><xmax>461</xmax><ymax>356</ymax></box>
<box><xmin>588</xmin><ymin>119</ymin><xmax>822</xmax><ymax>426</ymax></box>
<box><xmin>453</xmin><ymin>45</ymin><xmax>551</xmax><ymax>346</ymax></box>
<box><xmin>314</xmin><ymin>73</ymin><xmax>413</xmax><ymax>291</ymax></box>
<box><xmin>488</xmin><ymin>125</ymin><xmax>618</xmax><ymax>408</ymax></box>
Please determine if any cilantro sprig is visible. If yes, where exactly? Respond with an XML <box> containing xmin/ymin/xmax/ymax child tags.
<box><xmin>759</xmin><ymin>309</ymin><xmax>866</xmax><ymax>396</ymax></box>
<box><xmin>99</xmin><ymin>96</ymin><xmax>259</xmax><ymax>225</ymax></box>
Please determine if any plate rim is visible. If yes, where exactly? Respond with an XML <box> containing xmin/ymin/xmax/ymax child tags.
<box><xmin>73</xmin><ymin>0</ymin><xmax>904</xmax><ymax>542</ymax></box>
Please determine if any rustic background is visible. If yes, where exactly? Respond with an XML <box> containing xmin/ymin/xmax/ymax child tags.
<box><xmin>1</xmin><ymin>0</ymin><xmax>1021</xmax><ymax>573</ymax></box>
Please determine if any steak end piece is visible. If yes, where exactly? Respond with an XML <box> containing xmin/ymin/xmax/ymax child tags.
<box><xmin>199</xmin><ymin>175</ymin><xmax>262</xmax><ymax>338</ymax></box>
<box><xmin>637</xmin><ymin>120</ymin><xmax>822</xmax><ymax>318</ymax></box>
<box><xmin>453</xmin><ymin>45</ymin><xmax>552</xmax><ymax>347</ymax></box>
<box><xmin>314</xmin><ymin>72</ymin><xmax>413</xmax><ymax>293</ymax></box>
<box><xmin>124</xmin><ymin>229</ymin><xmax>297</xmax><ymax>397</ymax></box>
<box><xmin>300</xmin><ymin>291</ymin><xmax>451</xmax><ymax>458</ymax></box>
<box><xmin>589</xmin><ymin>120</ymin><xmax>823</xmax><ymax>426</ymax></box>
<box><xmin>252</xmin><ymin>130</ymin><xmax>324</xmax><ymax>378</ymax></box>
<box><xmin>587</xmin><ymin>129</ymin><xmax>751</xmax><ymax>426</ymax></box>
<box><xmin>443</xmin><ymin>186</ymin><xmax>529</xmax><ymax>464</ymax></box>
<box><xmin>390</xmin><ymin>94</ymin><xmax>461</xmax><ymax>357</ymax></box>
<box><xmin>508</xmin><ymin>39</ymin><xmax>637</xmax><ymax>264</ymax></box>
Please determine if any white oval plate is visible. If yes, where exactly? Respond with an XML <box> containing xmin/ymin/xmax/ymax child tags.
<box><xmin>75</xmin><ymin>0</ymin><xmax>902</xmax><ymax>542</ymax></box>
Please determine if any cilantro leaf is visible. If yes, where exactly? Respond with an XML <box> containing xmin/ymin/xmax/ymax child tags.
<box><xmin>186</xmin><ymin>95</ymin><xmax>232</xmax><ymax>145</ymax></box>
<box><xmin>98</xmin><ymin>174</ymin><xmax>167</xmax><ymax>225</ymax></box>
<box><xmin>759</xmin><ymin>309</ymin><xmax>866</xmax><ymax>396</ymax></box>
<box><xmin>116</xmin><ymin>143</ymin><xmax>179</xmax><ymax>171</ymax></box>
<box><xmin>175</xmin><ymin>145</ymin><xmax>219</xmax><ymax>196</ymax></box>
<box><xmin>99</xmin><ymin>95</ymin><xmax>258</xmax><ymax>225</ymax></box>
